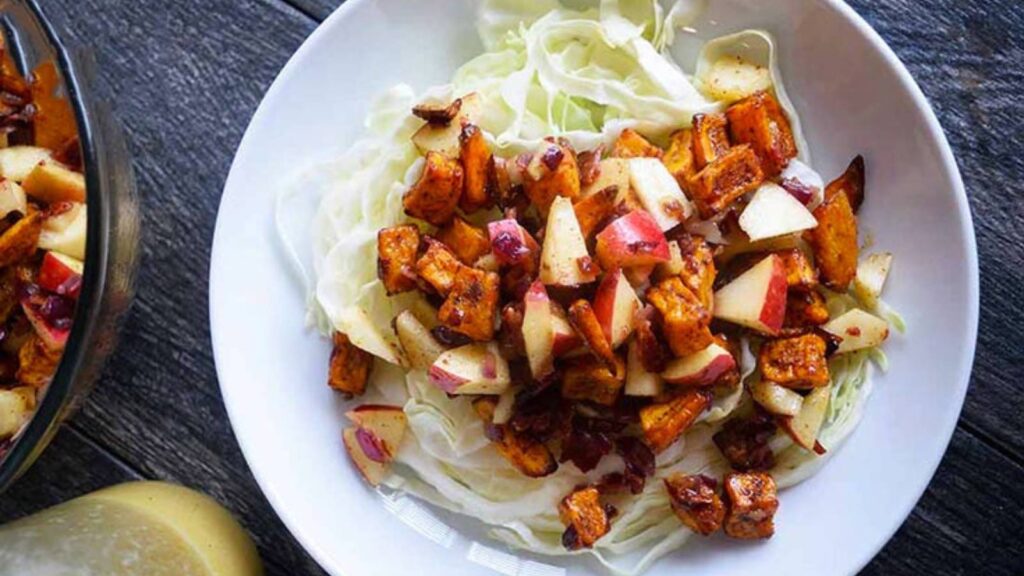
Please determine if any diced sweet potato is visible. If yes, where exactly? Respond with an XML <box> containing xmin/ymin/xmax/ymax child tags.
<box><xmin>562</xmin><ymin>354</ymin><xmax>625</xmax><ymax>406</ymax></box>
<box><xmin>611</xmin><ymin>128</ymin><xmax>662</xmax><ymax>159</ymax></box>
<box><xmin>415</xmin><ymin>239</ymin><xmax>464</xmax><ymax>296</ymax></box>
<box><xmin>438</xmin><ymin>266</ymin><xmax>500</xmax><ymax>341</ymax></box>
<box><xmin>775</xmin><ymin>248</ymin><xmax>817</xmax><ymax>288</ymax></box>
<box><xmin>664</xmin><ymin>474</ymin><xmax>725</xmax><ymax>536</ymax></box>
<box><xmin>807</xmin><ymin>188</ymin><xmax>858</xmax><ymax>290</ymax></box>
<box><xmin>474</xmin><ymin>397</ymin><xmax>558</xmax><ymax>478</ymax></box>
<box><xmin>559</xmin><ymin>486</ymin><xmax>610</xmax><ymax>549</ymax></box>
<box><xmin>824</xmin><ymin>155</ymin><xmax>865</xmax><ymax>213</ymax></box>
<box><xmin>567</xmin><ymin>299</ymin><xmax>617</xmax><ymax>370</ymax></box>
<box><xmin>523</xmin><ymin>143</ymin><xmax>581</xmax><ymax>213</ymax></box>
<box><xmin>689</xmin><ymin>145</ymin><xmax>765</xmax><ymax>218</ymax></box>
<box><xmin>759</xmin><ymin>333</ymin><xmax>830</xmax><ymax>389</ymax></box>
<box><xmin>0</xmin><ymin>210</ymin><xmax>41</xmax><ymax>267</ymax></box>
<box><xmin>327</xmin><ymin>332</ymin><xmax>374</xmax><ymax>396</ymax></box>
<box><xmin>0</xmin><ymin>268</ymin><xmax>18</xmax><ymax>324</ymax></box>
<box><xmin>435</xmin><ymin>216</ymin><xmax>491</xmax><ymax>265</ymax></box>
<box><xmin>784</xmin><ymin>289</ymin><xmax>830</xmax><ymax>328</ymax></box>
<box><xmin>646</xmin><ymin>277</ymin><xmax>714</xmax><ymax>358</ymax></box>
<box><xmin>640</xmin><ymin>389</ymin><xmax>712</xmax><ymax>453</ymax></box>
<box><xmin>713</xmin><ymin>411</ymin><xmax>777</xmax><ymax>471</ymax></box>
<box><xmin>692</xmin><ymin>113</ymin><xmax>731</xmax><ymax>169</ymax></box>
<box><xmin>459</xmin><ymin>124</ymin><xmax>493</xmax><ymax>213</ymax></box>
<box><xmin>634</xmin><ymin>307</ymin><xmax>669</xmax><ymax>373</ymax></box>
<box><xmin>726</xmin><ymin>91</ymin><xmax>797</xmax><ymax>178</ymax></box>
<box><xmin>675</xmin><ymin>234</ymin><xmax>717</xmax><ymax>310</ymax></box>
<box><xmin>573</xmin><ymin>185</ymin><xmax>617</xmax><ymax>241</ymax></box>
<box><xmin>403</xmin><ymin>151</ymin><xmax>464</xmax><ymax>226</ymax></box>
<box><xmin>16</xmin><ymin>334</ymin><xmax>62</xmax><ymax>388</ymax></box>
<box><xmin>723</xmin><ymin>472</ymin><xmax>778</xmax><ymax>539</ymax></box>
<box><xmin>662</xmin><ymin>129</ymin><xmax>696</xmax><ymax>189</ymax></box>
<box><xmin>377</xmin><ymin>225</ymin><xmax>420</xmax><ymax>295</ymax></box>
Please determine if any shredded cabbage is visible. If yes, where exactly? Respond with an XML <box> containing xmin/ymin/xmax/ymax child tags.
<box><xmin>275</xmin><ymin>1</ymin><xmax>904</xmax><ymax>573</ymax></box>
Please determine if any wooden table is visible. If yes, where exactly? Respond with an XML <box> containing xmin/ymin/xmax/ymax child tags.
<box><xmin>1</xmin><ymin>1</ymin><xmax>1021</xmax><ymax>574</ymax></box>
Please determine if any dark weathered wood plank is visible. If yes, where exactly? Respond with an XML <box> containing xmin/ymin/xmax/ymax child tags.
<box><xmin>283</xmin><ymin>0</ymin><xmax>341</xmax><ymax>22</ymax></box>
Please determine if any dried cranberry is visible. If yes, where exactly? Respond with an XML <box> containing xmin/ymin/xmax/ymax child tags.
<box><xmin>616</xmin><ymin>436</ymin><xmax>656</xmax><ymax>494</ymax></box>
<box><xmin>541</xmin><ymin>146</ymin><xmax>564</xmax><ymax>171</ymax></box>
<box><xmin>431</xmin><ymin>326</ymin><xmax>471</xmax><ymax>347</ymax></box>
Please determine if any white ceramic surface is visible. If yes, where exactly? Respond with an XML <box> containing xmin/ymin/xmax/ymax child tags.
<box><xmin>210</xmin><ymin>1</ymin><xmax>978</xmax><ymax>574</ymax></box>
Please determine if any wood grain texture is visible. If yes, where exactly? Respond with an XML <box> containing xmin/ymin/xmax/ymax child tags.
<box><xmin>0</xmin><ymin>0</ymin><xmax>1016</xmax><ymax>575</ymax></box>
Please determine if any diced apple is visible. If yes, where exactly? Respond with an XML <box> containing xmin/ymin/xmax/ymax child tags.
<box><xmin>38</xmin><ymin>202</ymin><xmax>86</xmax><ymax>260</ymax></box>
<box><xmin>394</xmin><ymin>310</ymin><xmax>445</xmax><ymax>370</ymax></box>
<box><xmin>628</xmin><ymin>158</ymin><xmax>694</xmax><ymax>231</ymax></box>
<box><xmin>22</xmin><ymin>161</ymin><xmax>86</xmax><ymax>204</ymax></box>
<box><xmin>582</xmin><ymin>158</ymin><xmax>632</xmax><ymax>199</ymax></box>
<box><xmin>345</xmin><ymin>404</ymin><xmax>407</xmax><ymax>460</ymax></box>
<box><xmin>853</xmin><ymin>252</ymin><xmax>893</xmax><ymax>308</ymax></box>
<box><xmin>428</xmin><ymin>342</ymin><xmax>511</xmax><ymax>395</ymax></box>
<box><xmin>37</xmin><ymin>251</ymin><xmax>84</xmax><ymax>299</ymax></box>
<box><xmin>623</xmin><ymin>264</ymin><xmax>655</xmax><ymax>289</ymax></box>
<box><xmin>0</xmin><ymin>146</ymin><xmax>50</xmax><ymax>182</ymax></box>
<box><xmin>701</xmin><ymin>56</ymin><xmax>772</xmax><ymax>103</ymax></box>
<box><xmin>539</xmin><ymin>196</ymin><xmax>597</xmax><ymax>287</ymax></box>
<box><xmin>713</xmin><ymin>254</ymin><xmax>787</xmax><ymax>335</ymax></box>
<box><xmin>21</xmin><ymin>301</ymin><xmax>69</xmax><ymax>350</ymax></box>
<box><xmin>661</xmin><ymin>343</ymin><xmax>736</xmax><ymax>386</ymax></box>
<box><xmin>595</xmin><ymin>210</ymin><xmax>670</xmax><ymax>270</ymax></box>
<box><xmin>551</xmin><ymin>304</ymin><xmax>581</xmax><ymax>356</ymax></box>
<box><xmin>738</xmin><ymin>183</ymin><xmax>818</xmax><ymax>242</ymax></box>
<box><xmin>625</xmin><ymin>338</ymin><xmax>663</xmax><ymax>397</ymax></box>
<box><xmin>487</xmin><ymin>218</ymin><xmax>538</xmax><ymax>266</ymax></box>
<box><xmin>779</xmin><ymin>384</ymin><xmax>831</xmax><ymax>452</ymax></box>
<box><xmin>492</xmin><ymin>386</ymin><xmax>518</xmax><ymax>425</ymax></box>
<box><xmin>411</xmin><ymin>93</ymin><xmax>481</xmax><ymax>157</ymax></box>
<box><xmin>823</xmin><ymin>309</ymin><xmax>889</xmax><ymax>354</ymax></box>
<box><xmin>0</xmin><ymin>180</ymin><xmax>26</xmax><ymax>219</ymax></box>
<box><xmin>336</xmin><ymin>306</ymin><xmax>405</xmax><ymax>366</ymax></box>
<box><xmin>343</xmin><ymin>427</ymin><xmax>389</xmax><ymax>486</ymax></box>
<box><xmin>656</xmin><ymin>240</ymin><xmax>685</xmax><ymax>279</ymax></box>
<box><xmin>750</xmin><ymin>379</ymin><xmax>804</xmax><ymax>417</ymax></box>
<box><xmin>592</xmin><ymin>268</ymin><xmax>641</xmax><ymax>349</ymax></box>
<box><xmin>0</xmin><ymin>387</ymin><xmax>35</xmax><ymax>439</ymax></box>
<box><xmin>522</xmin><ymin>280</ymin><xmax>555</xmax><ymax>378</ymax></box>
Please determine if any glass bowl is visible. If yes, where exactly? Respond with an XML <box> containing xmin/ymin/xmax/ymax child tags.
<box><xmin>0</xmin><ymin>0</ymin><xmax>139</xmax><ymax>492</ymax></box>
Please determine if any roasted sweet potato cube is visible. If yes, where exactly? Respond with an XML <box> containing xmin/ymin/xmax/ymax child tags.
<box><xmin>640</xmin><ymin>389</ymin><xmax>712</xmax><ymax>453</ymax></box>
<box><xmin>691</xmin><ymin>113</ymin><xmax>731</xmax><ymax>169</ymax></box>
<box><xmin>435</xmin><ymin>216</ymin><xmax>491</xmax><ymax>265</ymax></box>
<box><xmin>825</xmin><ymin>155</ymin><xmax>866</xmax><ymax>213</ymax></box>
<box><xmin>327</xmin><ymin>332</ymin><xmax>373</xmax><ymax>396</ymax></box>
<box><xmin>662</xmin><ymin>129</ymin><xmax>696</xmax><ymax>189</ymax></box>
<box><xmin>689</xmin><ymin>145</ymin><xmax>765</xmax><ymax>218</ymax></box>
<box><xmin>523</xmin><ymin>143</ymin><xmax>581</xmax><ymax>213</ymax></box>
<box><xmin>567</xmin><ymin>299</ymin><xmax>617</xmax><ymax>370</ymax></box>
<box><xmin>646</xmin><ymin>277</ymin><xmax>714</xmax><ymax>358</ymax></box>
<box><xmin>726</xmin><ymin>91</ymin><xmax>797</xmax><ymax>178</ymax></box>
<box><xmin>0</xmin><ymin>211</ymin><xmax>41</xmax><ymax>268</ymax></box>
<box><xmin>0</xmin><ymin>268</ymin><xmax>18</xmax><ymax>324</ymax></box>
<box><xmin>16</xmin><ymin>334</ymin><xmax>62</xmax><ymax>388</ymax></box>
<box><xmin>713</xmin><ymin>411</ymin><xmax>777</xmax><ymax>471</ymax></box>
<box><xmin>403</xmin><ymin>151</ymin><xmax>464</xmax><ymax>226</ymax></box>
<box><xmin>377</xmin><ymin>225</ymin><xmax>420</xmax><ymax>295</ymax></box>
<box><xmin>664</xmin><ymin>474</ymin><xmax>725</xmax><ymax>536</ymax></box>
<box><xmin>807</xmin><ymin>189</ymin><xmax>858</xmax><ymax>290</ymax></box>
<box><xmin>635</xmin><ymin>307</ymin><xmax>669</xmax><ymax>373</ymax></box>
<box><xmin>775</xmin><ymin>248</ymin><xmax>817</xmax><ymax>288</ymax></box>
<box><xmin>415</xmin><ymin>239</ymin><xmax>464</xmax><ymax>296</ymax></box>
<box><xmin>759</xmin><ymin>333</ymin><xmax>830</xmax><ymax>389</ymax></box>
<box><xmin>723</xmin><ymin>472</ymin><xmax>778</xmax><ymax>540</ymax></box>
<box><xmin>784</xmin><ymin>289</ymin><xmax>830</xmax><ymax>328</ymax></box>
<box><xmin>474</xmin><ymin>397</ymin><xmax>558</xmax><ymax>478</ymax></box>
<box><xmin>675</xmin><ymin>234</ymin><xmax>717</xmax><ymax>310</ymax></box>
<box><xmin>459</xmin><ymin>124</ymin><xmax>493</xmax><ymax>213</ymax></box>
<box><xmin>438</xmin><ymin>266</ymin><xmax>500</xmax><ymax>341</ymax></box>
<box><xmin>573</xmin><ymin>185</ymin><xmax>617</xmax><ymax>241</ymax></box>
<box><xmin>562</xmin><ymin>354</ymin><xmax>625</xmax><ymax>406</ymax></box>
<box><xmin>611</xmin><ymin>128</ymin><xmax>662</xmax><ymax>159</ymax></box>
<box><xmin>559</xmin><ymin>487</ymin><xmax>610</xmax><ymax>549</ymax></box>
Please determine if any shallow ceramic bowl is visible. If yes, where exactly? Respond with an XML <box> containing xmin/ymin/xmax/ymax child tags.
<box><xmin>210</xmin><ymin>0</ymin><xmax>978</xmax><ymax>574</ymax></box>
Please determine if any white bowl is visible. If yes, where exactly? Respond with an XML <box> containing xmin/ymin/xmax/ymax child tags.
<box><xmin>210</xmin><ymin>0</ymin><xmax>979</xmax><ymax>574</ymax></box>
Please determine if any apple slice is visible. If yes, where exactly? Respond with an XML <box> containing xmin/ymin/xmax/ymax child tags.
<box><xmin>582</xmin><ymin>158</ymin><xmax>631</xmax><ymax>198</ymax></box>
<box><xmin>492</xmin><ymin>386</ymin><xmax>518</xmax><ymax>425</ymax></box>
<box><xmin>625</xmin><ymin>338</ymin><xmax>663</xmax><ymax>397</ymax></box>
<box><xmin>487</xmin><ymin>218</ymin><xmax>538</xmax><ymax>266</ymax></box>
<box><xmin>411</xmin><ymin>93</ymin><xmax>481</xmax><ymax>157</ymax></box>
<box><xmin>779</xmin><ymin>384</ymin><xmax>831</xmax><ymax>452</ymax></box>
<box><xmin>37</xmin><ymin>251</ymin><xmax>84</xmax><ymax>299</ymax></box>
<box><xmin>343</xmin><ymin>428</ymin><xmax>390</xmax><ymax>486</ymax></box>
<box><xmin>595</xmin><ymin>210</ymin><xmax>671</xmax><ymax>269</ymax></box>
<box><xmin>713</xmin><ymin>254</ymin><xmax>787</xmax><ymax>335</ymax></box>
<box><xmin>0</xmin><ymin>146</ymin><xmax>50</xmax><ymax>182</ymax></box>
<box><xmin>592</xmin><ymin>268</ymin><xmax>641</xmax><ymax>349</ymax></box>
<box><xmin>394</xmin><ymin>310</ymin><xmax>445</xmax><ymax>370</ymax></box>
<box><xmin>738</xmin><ymin>183</ymin><xmax>818</xmax><ymax>242</ymax></box>
<box><xmin>823</xmin><ymin>309</ymin><xmax>889</xmax><ymax>354</ymax></box>
<box><xmin>21</xmin><ymin>300</ymin><xmax>70</xmax><ymax>350</ymax></box>
<box><xmin>0</xmin><ymin>387</ymin><xmax>35</xmax><ymax>439</ymax></box>
<box><xmin>428</xmin><ymin>342</ymin><xmax>511</xmax><ymax>395</ymax></box>
<box><xmin>661</xmin><ymin>343</ymin><xmax>736</xmax><ymax>386</ymax></box>
<box><xmin>0</xmin><ymin>180</ymin><xmax>26</xmax><ymax>219</ymax></box>
<box><xmin>336</xmin><ymin>306</ymin><xmax>405</xmax><ymax>366</ymax></box>
<box><xmin>853</xmin><ymin>252</ymin><xmax>893</xmax><ymax>308</ymax></box>
<box><xmin>628</xmin><ymin>158</ymin><xmax>694</xmax><ymax>231</ymax></box>
<box><xmin>38</xmin><ymin>202</ymin><xmax>87</xmax><ymax>261</ymax></box>
<box><xmin>539</xmin><ymin>196</ymin><xmax>597</xmax><ymax>287</ymax></box>
<box><xmin>346</xmin><ymin>404</ymin><xmax>407</xmax><ymax>460</ymax></box>
<box><xmin>750</xmin><ymin>379</ymin><xmax>804</xmax><ymax>417</ymax></box>
<box><xmin>522</xmin><ymin>280</ymin><xmax>555</xmax><ymax>378</ymax></box>
<box><xmin>22</xmin><ymin>161</ymin><xmax>86</xmax><ymax>204</ymax></box>
<box><xmin>551</xmin><ymin>304</ymin><xmax>581</xmax><ymax>356</ymax></box>
<box><xmin>656</xmin><ymin>240</ymin><xmax>684</xmax><ymax>279</ymax></box>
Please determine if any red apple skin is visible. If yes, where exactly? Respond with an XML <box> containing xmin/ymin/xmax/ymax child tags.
<box><xmin>355</xmin><ymin>428</ymin><xmax>390</xmax><ymax>463</ymax></box>
<box><xmin>20</xmin><ymin>302</ymin><xmax>69</xmax><ymax>349</ymax></box>
<box><xmin>488</xmin><ymin>219</ymin><xmax>537</xmax><ymax>266</ymax></box>
<box><xmin>662</xmin><ymin>351</ymin><xmax>737</xmax><ymax>387</ymax></box>
<box><xmin>37</xmin><ymin>252</ymin><xmax>82</xmax><ymax>298</ymax></box>
<box><xmin>428</xmin><ymin>365</ymin><xmax>468</xmax><ymax>394</ymax></box>
<box><xmin>595</xmin><ymin>210</ymin><xmax>671</xmax><ymax>269</ymax></box>
<box><xmin>759</xmin><ymin>257</ymin><xmax>788</xmax><ymax>334</ymax></box>
<box><xmin>592</xmin><ymin>268</ymin><xmax>638</xmax><ymax>347</ymax></box>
